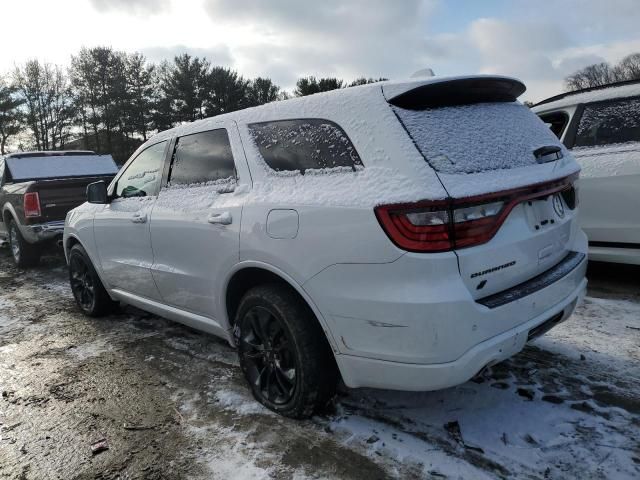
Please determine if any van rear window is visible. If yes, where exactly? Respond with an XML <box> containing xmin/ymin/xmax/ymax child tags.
<box><xmin>393</xmin><ymin>102</ymin><xmax>563</xmax><ymax>174</ymax></box>
<box><xmin>249</xmin><ymin>119</ymin><xmax>363</xmax><ymax>174</ymax></box>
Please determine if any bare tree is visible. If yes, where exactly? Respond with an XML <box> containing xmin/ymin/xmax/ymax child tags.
<box><xmin>0</xmin><ymin>76</ymin><xmax>24</xmax><ymax>154</ymax></box>
<box><xmin>13</xmin><ymin>60</ymin><xmax>73</xmax><ymax>150</ymax></box>
<box><xmin>565</xmin><ymin>53</ymin><xmax>640</xmax><ymax>91</ymax></box>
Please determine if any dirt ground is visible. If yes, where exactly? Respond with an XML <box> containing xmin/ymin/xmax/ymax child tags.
<box><xmin>0</xmin><ymin>246</ymin><xmax>638</xmax><ymax>480</ymax></box>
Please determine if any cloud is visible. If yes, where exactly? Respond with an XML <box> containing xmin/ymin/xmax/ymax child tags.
<box><xmin>89</xmin><ymin>0</ymin><xmax>170</xmax><ymax>15</ymax></box>
<box><xmin>140</xmin><ymin>44</ymin><xmax>234</xmax><ymax>67</ymax></box>
<box><xmin>203</xmin><ymin>0</ymin><xmax>440</xmax><ymax>84</ymax></box>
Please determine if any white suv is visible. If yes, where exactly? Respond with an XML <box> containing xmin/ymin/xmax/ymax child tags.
<box><xmin>64</xmin><ymin>75</ymin><xmax>587</xmax><ymax>418</ymax></box>
<box><xmin>533</xmin><ymin>80</ymin><xmax>640</xmax><ymax>265</ymax></box>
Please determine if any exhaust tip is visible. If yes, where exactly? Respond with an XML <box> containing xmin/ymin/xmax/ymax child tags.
<box><xmin>56</xmin><ymin>239</ymin><xmax>64</xmax><ymax>248</ymax></box>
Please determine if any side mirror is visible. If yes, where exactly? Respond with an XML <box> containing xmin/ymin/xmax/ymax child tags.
<box><xmin>87</xmin><ymin>181</ymin><xmax>109</xmax><ymax>204</ymax></box>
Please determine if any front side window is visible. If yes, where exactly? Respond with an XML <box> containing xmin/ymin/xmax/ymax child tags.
<box><xmin>116</xmin><ymin>141</ymin><xmax>167</xmax><ymax>198</ymax></box>
<box><xmin>249</xmin><ymin>119</ymin><xmax>363</xmax><ymax>174</ymax></box>
<box><xmin>574</xmin><ymin>97</ymin><xmax>640</xmax><ymax>148</ymax></box>
<box><xmin>169</xmin><ymin>129</ymin><xmax>236</xmax><ymax>186</ymax></box>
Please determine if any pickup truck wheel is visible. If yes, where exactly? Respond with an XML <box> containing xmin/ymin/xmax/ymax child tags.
<box><xmin>8</xmin><ymin>219</ymin><xmax>40</xmax><ymax>267</ymax></box>
<box><xmin>68</xmin><ymin>244</ymin><xmax>114</xmax><ymax>317</ymax></box>
<box><xmin>235</xmin><ymin>284</ymin><xmax>338</xmax><ymax>418</ymax></box>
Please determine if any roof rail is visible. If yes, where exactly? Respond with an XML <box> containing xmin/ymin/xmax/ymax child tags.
<box><xmin>533</xmin><ymin>78</ymin><xmax>640</xmax><ymax>107</ymax></box>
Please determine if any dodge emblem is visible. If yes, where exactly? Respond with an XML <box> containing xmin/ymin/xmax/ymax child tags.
<box><xmin>552</xmin><ymin>193</ymin><xmax>565</xmax><ymax>218</ymax></box>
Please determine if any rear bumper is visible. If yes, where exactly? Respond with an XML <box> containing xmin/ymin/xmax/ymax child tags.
<box><xmin>20</xmin><ymin>220</ymin><xmax>65</xmax><ymax>243</ymax></box>
<box><xmin>303</xmin><ymin>232</ymin><xmax>588</xmax><ymax>390</ymax></box>
<box><xmin>336</xmin><ymin>278</ymin><xmax>585</xmax><ymax>390</ymax></box>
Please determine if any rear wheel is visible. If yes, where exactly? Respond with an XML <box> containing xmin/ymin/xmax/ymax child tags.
<box><xmin>8</xmin><ymin>219</ymin><xmax>40</xmax><ymax>268</ymax></box>
<box><xmin>68</xmin><ymin>243</ymin><xmax>114</xmax><ymax>317</ymax></box>
<box><xmin>235</xmin><ymin>284</ymin><xmax>338</xmax><ymax>418</ymax></box>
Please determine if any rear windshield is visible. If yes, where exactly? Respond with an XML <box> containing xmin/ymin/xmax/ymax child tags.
<box><xmin>5</xmin><ymin>154</ymin><xmax>118</xmax><ymax>182</ymax></box>
<box><xmin>393</xmin><ymin>102</ymin><xmax>562</xmax><ymax>174</ymax></box>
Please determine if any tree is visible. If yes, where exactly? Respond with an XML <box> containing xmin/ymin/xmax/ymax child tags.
<box><xmin>205</xmin><ymin>67</ymin><xmax>250</xmax><ymax>116</ymax></box>
<box><xmin>347</xmin><ymin>77</ymin><xmax>388</xmax><ymax>87</ymax></box>
<box><xmin>294</xmin><ymin>76</ymin><xmax>344</xmax><ymax>96</ymax></box>
<box><xmin>246</xmin><ymin>77</ymin><xmax>280</xmax><ymax>106</ymax></box>
<box><xmin>160</xmin><ymin>54</ymin><xmax>210</xmax><ymax>123</ymax></box>
<box><xmin>564</xmin><ymin>53</ymin><xmax>640</xmax><ymax>91</ymax></box>
<box><xmin>613</xmin><ymin>53</ymin><xmax>640</xmax><ymax>82</ymax></box>
<box><xmin>124</xmin><ymin>53</ymin><xmax>155</xmax><ymax>141</ymax></box>
<box><xmin>13</xmin><ymin>60</ymin><xmax>73</xmax><ymax>150</ymax></box>
<box><xmin>0</xmin><ymin>77</ymin><xmax>24</xmax><ymax>154</ymax></box>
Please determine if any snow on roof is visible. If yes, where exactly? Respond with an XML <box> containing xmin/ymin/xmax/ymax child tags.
<box><xmin>533</xmin><ymin>81</ymin><xmax>640</xmax><ymax>112</ymax></box>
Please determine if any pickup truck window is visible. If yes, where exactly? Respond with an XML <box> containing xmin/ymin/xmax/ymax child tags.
<box><xmin>116</xmin><ymin>141</ymin><xmax>167</xmax><ymax>198</ymax></box>
<box><xmin>169</xmin><ymin>129</ymin><xmax>236</xmax><ymax>186</ymax></box>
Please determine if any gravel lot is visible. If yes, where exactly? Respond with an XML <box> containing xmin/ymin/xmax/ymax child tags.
<box><xmin>0</xmin><ymin>246</ymin><xmax>638</xmax><ymax>479</ymax></box>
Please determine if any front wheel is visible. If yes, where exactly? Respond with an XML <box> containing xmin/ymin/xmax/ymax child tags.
<box><xmin>68</xmin><ymin>243</ymin><xmax>115</xmax><ymax>317</ymax></box>
<box><xmin>235</xmin><ymin>284</ymin><xmax>338</xmax><ymax>418</ymax></box>
<box><xmin>8</xmin><ymin>219</ymin><xmax>40</xmax><ymax>267</ymax></box>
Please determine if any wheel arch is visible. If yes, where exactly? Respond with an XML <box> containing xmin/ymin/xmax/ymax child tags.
<box><xmin>223</xmin><ymin>261</ymin><xmax>339</xmax><ymax>353</ymax></box>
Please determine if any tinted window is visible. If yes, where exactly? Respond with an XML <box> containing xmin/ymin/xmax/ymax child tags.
<box><xmin>249</xmin><ymin>119</ymin><xmax>363</xmax><ymax>173</ymax></box>
<box><xmin>169</xmin><ymin>129</ymin><xmax>236</xmax><ymax>186</ymax></box>
<box><xmin>575</xmin><ymin>97</ymin><xmax>640</xmax><ymax>147</ymax></box>
<box><xmin>539</xmin><ymin>111</ymin><xmax>569</xmax><ymax>139</ymax></box>
<box><xmin>116</xmin><ymin>141</ymin><xmax>167</xmax><ymax>198</ymax></box>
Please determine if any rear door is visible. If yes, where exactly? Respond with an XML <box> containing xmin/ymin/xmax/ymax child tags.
<box><xmin>149</xmin><ymin>121</ymin><xmax>248</xmax><ymax>322</ymax></box>
<box><xmin>569</xmin><ymin>96</ymin><xmax>640</xmax><ymax>248</ymax></box>
<box><xmin>93</xmin><ymin>140</ymin><xmax>168</xmax><ymax>300</ymax></box>
<box><xmin>386</xmin><ymin>78</ymin><xmax>581</xmax><ymax>298</ymax></box>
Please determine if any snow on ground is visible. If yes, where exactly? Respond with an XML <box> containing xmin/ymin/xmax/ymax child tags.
<box><xmin>1</xmin><ymin>250</ymin><xmax>638</xmax><ymax>479</ymax></box>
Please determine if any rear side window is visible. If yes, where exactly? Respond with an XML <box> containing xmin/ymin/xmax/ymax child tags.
<box><xmin>249</xmin><ymin>119</ymin><xmax>363</xmax><ymax>174</ymax></box>
<box><xmin>539</xmin><ymin>111</ymin><xmax>569</xmax><ymax>139</ymax></box>
<box><xmin>393</xmin><ymin>102</ymin><xmax>562</xmax><ymax>175</ymax></box>
<box><xmin>170</xmin><ymin>129</ymin><xmax>236</xmax><ymax>186</ymax></box>
<box><xmin>574</xmin><ymin>97</ymin><xmax>640</xmax><ymax>148</ymax></box>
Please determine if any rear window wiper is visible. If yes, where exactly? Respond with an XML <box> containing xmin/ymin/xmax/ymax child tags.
<box><xmin>533</xmin><ymin>145</ymin><xmax>563</xmax><ymax>164</ymax></box>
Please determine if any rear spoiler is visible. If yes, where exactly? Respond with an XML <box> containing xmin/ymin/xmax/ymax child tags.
<box><xmin>383</xmin><ymin>76</ymin><xmax>526</xmax><ymax>110</ymax></box>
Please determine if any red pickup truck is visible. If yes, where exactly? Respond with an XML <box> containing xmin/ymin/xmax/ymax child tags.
<box><xmin>0</xmin><ymin>151</ymin><xmax>118</xmax><ymax>267</ymax></box>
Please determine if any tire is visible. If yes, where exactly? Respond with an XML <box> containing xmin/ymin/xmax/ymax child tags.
<box><xmin>68</xmin><ymin>243</ymin><xmax>115</xmax><ymax>317</ymax></box>
<box><xmin>8</xmin><ymin>219</ymin><xmax>40</xmax><ymax>267</ymax></box>
<box><xmin>234</xmin><ymin>283</ymin><xmax>338</xmax><ymax>419</ymax></box>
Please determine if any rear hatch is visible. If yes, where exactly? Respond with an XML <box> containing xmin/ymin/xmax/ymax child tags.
<box><xmin>384</xmin><ymin>77</ymin><xmax>580</xmax><ymax>298</ymax></box>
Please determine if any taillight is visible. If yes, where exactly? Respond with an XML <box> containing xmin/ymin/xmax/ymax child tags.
<box><xmin>24</xmin><ymin>192</ymin><xmax>41</xmax><ymax>218</ymax></box>
<box><xmin>375</xmin><ymin>174</ymin><xmax>577</xmax><ymax>253</ymax></box>
<box><xmin>375</xmin><ymin>200</ymin><xmax>505</xmax><ymax>252</ymax></box>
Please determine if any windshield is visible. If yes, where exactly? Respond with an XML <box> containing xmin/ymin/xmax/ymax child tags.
<box><xmin>393</xmin><ymin>102</ymin><xmax>564</xmax><ymax>174</ymax></box>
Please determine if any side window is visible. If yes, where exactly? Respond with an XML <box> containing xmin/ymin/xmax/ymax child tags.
<box><xmin>574</xmin><ymin>97</ymin><xmax>640</xmax><ymax>147</ymax></box>
<box><xmin>0</xmin><ymin>159</ymin><xmax>4</xmax><ymax>185</ymax></box>
<box><xmin>248</xmin><ymin>119</ymin><xmax>363</xmax><ymax>174</ymax></box>
<box><xmin>169</xmin><ymin>129</ymin><xmax>237</xmax><ymax>186</ymax></box>
<box><xmin>539</xmin><ymin>111</ymin><xmax>569</xmax><ymax>139</ymax></box>
<box><xmin>116</xmin><ymin>141</ymin><xmax>167</xmax><ymax>198</ymax></box>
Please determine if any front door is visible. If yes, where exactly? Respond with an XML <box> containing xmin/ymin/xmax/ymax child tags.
<box><xmin>93</xmin><ymin>140</ymin><xmax>169</xmax><ymax>300</ymax></box>
<box><xmin>150</xmin><ymin>122</ymin><xmax>248</xmax><ymax>321</ymax></box>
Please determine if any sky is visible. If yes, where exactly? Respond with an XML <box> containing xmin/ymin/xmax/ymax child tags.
<box><xmin>2</xmin><ymin>0</ymin><xmax>640</xmax><ymax>102</ymax></box>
